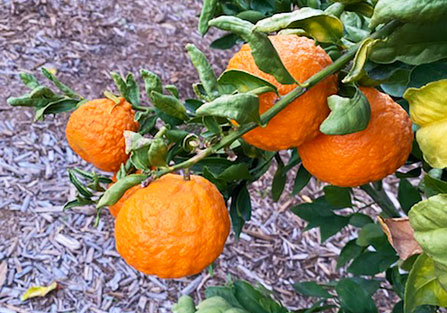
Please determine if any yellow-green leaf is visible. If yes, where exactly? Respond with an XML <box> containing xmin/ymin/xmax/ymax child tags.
<box><xmin>405</xmin><ymin>80</ymin><xmax>447</xmax><ymax>127</ymax></box>
<box><xmin>416</xmin><ymin>121</ymin><xmax>447</xmax><ymax>169</ymax></box>
<box><xmin>404</xmin><ymin>253</ymin><xmax>447</xmax><ymax>313</ymax></box>
<box><xmin>21</xmin><ymin>282</ymin><xmax>58</xmax><ymax>301</ymax></box>
<box><xmin>253</xmin><ymin>8</ymin><xmax>343</xmax><ymax>44</ymax></box>
<box><xmin>409</xmin><ymin>194</ymin><xmax>447</xmax><ymax>290</ymax></box>
<box><xmin>343</xmin><ymin>38</ymin><xmax>378</xmax><ymax>84</ymax></box>
<box><xmin>404</xmin><ymin>80</ymin><xmax>447</xmax><ymax>169</ymax></box>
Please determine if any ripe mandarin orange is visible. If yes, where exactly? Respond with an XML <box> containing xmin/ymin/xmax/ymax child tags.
<box><xmin>65</xmin><ymin>98</ymin><xmax>138</xmax><ymax>172</ymax></box>
<box><xmin>114</xmin><ymin>173</ymin><xmax>230</xmax><ymax>278</ymax></box>
<box><xmin>226</xmin><ymin>35</ymin><xmax>338</xmax><ymax>151</ymax></box>
<box><xmin>298</xmin><ymin>87</ymin><xmax>413</xmax><ymax>187</ymax></box>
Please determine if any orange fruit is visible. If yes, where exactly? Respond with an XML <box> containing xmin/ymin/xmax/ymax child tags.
<box><xmin>65</xmin><ymin>98</ymin><xmax>138</xmax><ymax>172</ymax></box>
<box><xmin>298</xmin><ymin>87</ymin><xmax>413</xmax><ymax>187</ymax></box>
<box><xmin>114</xmin><ymin>173</ymin><xmax>230</xmax><ymax>278</ymax></box>
<box><xmin>226</xmin><ymin>35</ymin><xmax>338</xmax><ymax>151</ymax></box>
<box><xmin>108</xmin><ymin>172</ymin><xmax>142</xmax><ymax>218</ymax></box>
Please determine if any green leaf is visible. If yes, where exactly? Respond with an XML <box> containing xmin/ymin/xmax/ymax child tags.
<box><xmin>205</xmin><ymin>286</ymin><xmax>244</xmax><ymax>309</ymax></box>
<box><xmin>404</xmin><ymin>253</ymin><xmax>447</xmax><ymax>313</ymax></box>
<box><xmin>320</xmin><ymin>87</ymin><xmax>371</xmax><ymax>135</ymax></box>
<box><xmin>148</xmin><ymin>138</ymin><xmax>168</xmax><ymax>167</ymax></box>
<box><xmin>356</xmin><ymin>223</ymin><xmax>384</xmax><ymax>247</ymax></box>
<box><xmin>217</xmin><ymin>69</ymin><xmax>277</xmax><ymax>95</ymax></box>
<box><xmin>63</xmin><ymin>197</ymin><xmax>95</xmax><ymax>210</ymax></box>
<box><xmin>21</xmin><ymin>281</ymin><xmax>58</xmax><ymax>301</ymax></box>
<box><xmin>370</xmin><ymin>0</ymin><xmax>447</xmax><ymax>29</ymax></box>
<box><xmin>141</xmin><ymin>69</ymin><xmax>163</xmax><ymax>97</ymax></box>
<box><xmin>41</xmin><ymin>68</ymin><xmax>82</xmax><ymax>99</ymax></box>
<box><xmin>253</xmin><ymin>8</ymin><xmax>343</xmax><ymax>44</ymax></box>
<box><xmin>409</xmin><ymin>194</ymin><xmax>447</xmax><ymax>290</ymax></box>
<box><xmin>387</xmin><ymin>266</ymin><xmax>408</xmax><ymax>298</ymax></box>
<box><xmin>237</xmin><ymin>10</ymin><xmax>266</xmax><ymax>23</ymax></box>
<box><xmin>198</xmin><ymin>0</ymin><xmax>218</xmax><ymax>35</ymax></box>
<box><xmin>349</xmin><ymin>213</ymin><xmax>374</xmax><ymax>227</ymax></box>
<box><xmin>110</xmin><ymin>72</ymin><xmax>140</xmax><ymax>106</ymax></box>
<box><xmin>272</xmin><ymin>163</ymin><xmax>287</xmax><ymax>202</ymax></box>
<box><xmin>19</xmin><ymin>72</ymin><xmax>40</xmax><ymax>89</ymax></box>
<box><xmin>337</xmin><ymin>239</ymin><xmax>364</xmax><ymax>269</ymax></box>
<box><xmin>210</xmin><ymin>33</ymin><xmax>241</xmax><ymax>50</ymax></box>
<box><xmin>217</xmin><ymin>164</ymin><xmax>252</xmax><ymax>181</ymax></box>
<box><xmin>335</xmin><ymin>278</ymin><xmax>378</xmax><ymax>313</ymax></box>
<box><xmin>396</xmin><ymin>168</ymin><xmax>422</xmax><ymax>179</ymax></box>
<box><xmin>34</xmin><ymin>98</ymin><xmax>79</xmax><ymax>121</ymax></box>
<box><xmin>293</xmin><ymin>282</ymin><xmax>332</xmax><ymax>299</ymax></box>
<box><xmin>292</xmin><ymin>165</ymin><xmax>312</xmax><ymax>195</ymax></box>
<box><xmin>150</xmin><ymin>91</ymin><xmax>188</xmax><ymax>120</ymax></box>
<box><xmin>125</xmin><ymin>73</ymin><xmax>140</xmax><ymax>106</ymax></box>
<box><xmin>398</xmin><ymin>179</ymin><xmax>422</xmax><ymax>214</ymax></box>
<box><xmin>164</xmin><ymin>85</ymin><xmax>179</xmax><ymax>98</ymax></box>
<box><xmin>422</xmin><ymin>174</ymin><xmax>447</xmax><ymax>197</ymax></box>
<box><xmin>344</xmin><ymin>2</ymin><xmax>373</xmax><ymax>17</ymax></box>
<box><xmin>97</xmin><ymin>174</ymin><xmax>147</xmax><ymax>208</ymax></box>
<box><xmin>196</xmin><ymin>93</ymin><xmax>261</xmax><ymax>125</ymax></box>
<box><xmin>369</xmin><ymin>21</ymin><xmax>447</xmax><ymax>66</ymax></box>
<box><xmin>408</xmin><ymin>61</ymin><xmax>447</xmax><ymax>90</ymax></box>
<box><xmin>209</xmin><ymin>16</ymin><xmax>295</xmax><ymax>84</ymax></box>
<box><xmin>348</xmin><ymin>250</ymin><xmax>399</xmax><ymax>276</ymax></box>
<box><xmin>343</xmin><ymin>38</ymin><xmax>378</xmax><ymax>84</ymax></box>
<box><xmin>323</xmin><ymin>185</ymin><xmax>352</xmax><ymax>208</ymax></box>
<box><xmin>230</xmin><ymin>184</ymin><xmax>252</xmax><ymax>237</ymax></box>
<box><xmin>186</xmin><ymin>44</ymin><xmax>220</xmax><ymax>100</ymax></box>
<box><xmin>291</xmin><ymin>197</ymin><xmax>350</xmax><ymax>241</ymax></box>
<box><xmin>234</xmin><ymin>281</ymin><xmax>288</xmax><ymax>313</ymax></box>
<box><xmin>68</xmin><ymin>170</ymin><xmax>93</xmax><ymax>198</ymax></box>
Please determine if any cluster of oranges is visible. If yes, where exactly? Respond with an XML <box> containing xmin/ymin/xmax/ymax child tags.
<box><xmin>62</xmin><ymin>35</ymin><xmax>413</xmax><ymax>279</ymax></box>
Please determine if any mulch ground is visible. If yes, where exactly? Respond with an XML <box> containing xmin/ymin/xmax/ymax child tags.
<box><xmin>0</xmin><ymin>1</ymin><xmax>398</xmax><ymax>312</ymax></box>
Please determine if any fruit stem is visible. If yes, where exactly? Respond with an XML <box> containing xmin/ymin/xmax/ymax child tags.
<box><xmin>154</xmin><ymin>20</ymin><xmax>401</xmax><ymax>179</ymax></box>
<box><xmin>360</xmin><ymin>184</ymin><xmax>401</xmax><ymax>218</ymax></box>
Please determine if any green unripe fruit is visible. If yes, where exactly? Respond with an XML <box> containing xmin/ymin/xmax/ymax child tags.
<box><xmin>196</xmin><ymin>297</ymin><xmax>232</xmax><ymax>312</ymax></box>
<box><xmin>172</xmin><ymin>295</ymin><xmax>196</xmax><ymax>313</ymax></box>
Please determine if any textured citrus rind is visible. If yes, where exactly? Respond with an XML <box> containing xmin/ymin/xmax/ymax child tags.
<box><xmin>227</xmin><ymin>35</ymin><xmax>338</xmax><ymax>151</ymax></box>
<box><xmin>114</xmin><ymin>174</ymin><xmax>230</xmax><ymax>278</ymax></box>
<box><xmin>65</xmin><ymin>98</ymin><xmax>138</xmax><ymax>172</ymax></box>
<box><xmin>299</xmin><ymin>87</ymin><xmax>414</xmax><ymax>187</ymax></box>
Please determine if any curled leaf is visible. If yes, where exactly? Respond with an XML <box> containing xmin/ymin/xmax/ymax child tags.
<box><xmin>186</xmin><ymin>44</ymin><xmax>219</xmax><ymax>99</ymax></box>
<box><xmin>320</xmin><ymin>87</ymin><xmax>371</xmax><ymax>135</ymax></box>
<box><xmin>141</xmin><ymin>69</ymin><xmax>163</xmax><ymax>97</ymax></box>
<box><xmin>404</xmin><ymin>80</ymin><xmax>447</xmax><ymax>168</ymax></box>
<box><xmin>254</xmin><ymin>7</ymin><xmax>343</xmax><ymax>44</ymax></box>
<box><xmin>148</xmin><ymin>138</ymin><xmax>168</xmax><ymax>167</ymax></box>
<box><xmin>198</xmin><ymin>0</ymin><xmax>218</xmax><ymax>36</ymax></box>
<box><xmin>21</xmin><ymin>282</ymin><xmax>58</xmax><ymax>301</ymax></box>
<box><xmin>196</xmin><ymin>93</ymin><xmax>261</xmax><ymax>125</ymax></box>
<box><xmin>123</xmin><ymin>131</ymin><xmax>153</xmax><ymax>154</ymax></box>
<box><xmin>343</xmin><ymin>38</ymin><xmax>378</xmax><ymax>84</ymax></box>
<box><xmin>209</xmin><ymin>16</ymin><xmax>295</xmax><ymax>85</ymax></box>
<box><xmin>150</xmin><ymin>91</ymin><xmax>188</xmax><ymax>120</ymax></box>
<box><xmin>378</xmin><ymin>217</ymin><xmax>422</xmax><ymax>260</ymax></box>
<box><xmin>217</xmin><ymin>69</ymin><xmax>277</xmax><ymax>95</ymax></box>
<box><xmin>97</xmin><ymin>174</ymin><xmax>147</xmax><ymax>208</ymax></box>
